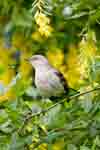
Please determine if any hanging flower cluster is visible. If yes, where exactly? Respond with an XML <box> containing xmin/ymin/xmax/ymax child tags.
<box><xmin>32</xmin><ymin>0</ymin><xmax>53</xmax><ymax>37</ymax></box>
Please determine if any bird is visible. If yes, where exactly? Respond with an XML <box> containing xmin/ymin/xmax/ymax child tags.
<box><xmin>25</xmin><ymin>55</ymin><xmax>76</xmax><ymax>100</ymax></box>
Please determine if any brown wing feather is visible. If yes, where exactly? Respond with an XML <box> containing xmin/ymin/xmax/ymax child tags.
<box><xmin>54</xmin><ymin>71</ymin><xmax>69</xmax><ymax>93</ymax></box>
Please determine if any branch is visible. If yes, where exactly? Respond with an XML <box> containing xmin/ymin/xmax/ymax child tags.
<box><xmin>18</xmin><ymin>87</ymin><xmax>100</xmax><ymax>134</ymax></box>
<box><xmin>65</xmin><ymin>10</ymin><xmax>96</xmax><ymax>20</ymax></box>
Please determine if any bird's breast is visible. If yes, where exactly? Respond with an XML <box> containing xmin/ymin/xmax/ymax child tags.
<box><xmin>35</xmin><ymin>69</ymin><xmax>47</xmax><ymax>86</ymax></box>
<box><xmin>34</xmin><ymin>68</ymin><xmax>65</xmax><ymax>97</ymax></box>
<box><xmin>35</xmin><ymin>70</ymin><xmax>51</xmax><ymax>97</ymax></box>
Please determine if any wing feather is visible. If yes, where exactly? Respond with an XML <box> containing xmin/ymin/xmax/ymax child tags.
<box><xmin>47</xmin><ymin>69</ymin><xmax>68</xmax><ymax>96</ymax></box>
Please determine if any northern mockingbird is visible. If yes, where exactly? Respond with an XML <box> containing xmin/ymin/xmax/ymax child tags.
<box><xmin>26</xmin><ymin>55</ymin><xmax>74</xmax><ymax>100</ymax></box>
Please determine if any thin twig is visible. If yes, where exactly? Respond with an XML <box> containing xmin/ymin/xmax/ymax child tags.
<box><xmin>18</xmin><ymin>87</ymin><xmax>100</xmax><ymax>134</ymax></box>
<box><xmin>65</xmin><ymin>9</ymin><xmax>96</xmax><ymax>20</ymax></box>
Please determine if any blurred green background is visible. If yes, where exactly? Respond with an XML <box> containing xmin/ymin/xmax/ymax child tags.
<box><xmin>0</xmin><ymin>0</ymin><xmax>100</xmax><ymax>149</ymax></box>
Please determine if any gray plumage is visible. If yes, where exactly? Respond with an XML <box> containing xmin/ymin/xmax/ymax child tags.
<box><xmin>27</xmin><ymin>55</ymin><xmax>69</xmax><ymax>98</ymax></box>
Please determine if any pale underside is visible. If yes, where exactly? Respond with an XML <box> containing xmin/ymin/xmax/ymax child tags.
<box><xmin>35</xmin><ymin>68</ymin><xmax>65</xmax><ymax>98</ymax></box>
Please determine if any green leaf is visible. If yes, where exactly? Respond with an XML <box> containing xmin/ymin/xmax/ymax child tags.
<box><xmin>0</xmin><ymin>110</ymin><xmax>8</xmax><ymax>124</ymax></box>
<box><xmin>9</xmin><ymin>132</ymin><xmax>32</xmax><ymax>150</ymax></box>
<box><xmin>67</xmin><ymin>144</ymin><xmax>77</xmax><ymax>150</ymax></box>
<box><xmin>80</xmin><ymin>146</ymin><xmax>90</xmax><ymax>150</ymax></box>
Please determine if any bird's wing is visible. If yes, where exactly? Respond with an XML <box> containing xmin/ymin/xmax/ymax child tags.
<box><xmin>54</xmin><ymin>70</ymin><xmax>69</xmax><ymax>92</ymax></box>
<box><xmin>47</xmin><ymin>69</ymin><xmax>69</xmax><ymax>95</ymax></box>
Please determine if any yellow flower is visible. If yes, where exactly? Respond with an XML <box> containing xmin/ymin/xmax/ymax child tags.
<box><xmin>0</xmin><ymin>69</ymin><xmax>15</xmax><ymax>85</ymax></box>
<box><xmin>0</xmin><ymin>88</ymin><xmax>16</xmax><ymax>102</ymax></box>
<box><xmin>34</xmin><ymin>11</ymin><xmax>50</xmax><ymax>27</ymax></box>
<box><xmin>0</xmin><ymin>68</ymin><xmax>16</xmax><ymax>102</ymax></box>
<box><xmin>65</xmin><ymin>45</ymin><xmax>81</xmax><ymax>87</ymax></box>
<box><xmin>79</xmin><ymin>34</ymin><xmax>97</xmax><ymax>80</ymax></box>
<box><xmin>19</xmin><ymin>61</ymin><xmax>32</xmax><ymax>78</ymax></box>
<box><xmin>38</xmin><ymin>25</ymin><xmax>53</xmax><ymax>37</ymax></box>
<box><xmin>47</xmin><ymin>50</ymin><xmax>64</xmax><ymax>68</ymax></box>
<box><xmin>0</xmin><ymin>91</ymin><xmax>15</xmax><ymax>102</ymax></box>
<box><xmin>38</xmin><ymin>143</ymin><xmax>47</xmax><ymax>150</ymax></box>
<box><xmin>31</xmin><ymin>31</ymin><xmax>43</xmax><ymax>42</ymax></box>
<box><xmin>79</xmin><ymin>37</ymin><xmax>96</xmax><ymax>61</ymax></box>
<box><xmin>34</xmin><ymin>11</ymin><xmax>52</xmax><ymax>37</ymax></box>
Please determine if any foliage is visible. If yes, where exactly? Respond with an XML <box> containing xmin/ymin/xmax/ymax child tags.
<box><xmin>0</xmin><ymin>0</ymin><xmax>100</xmax><ymax>149</ymax></box>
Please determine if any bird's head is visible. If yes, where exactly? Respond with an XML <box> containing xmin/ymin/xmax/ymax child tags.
<box><xmin>25</xmin><ymin>55</ymin><xmax>49</xmax><ymax>69</ymax></box>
